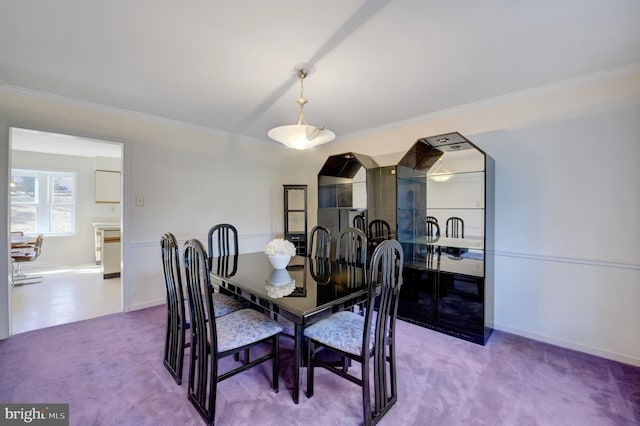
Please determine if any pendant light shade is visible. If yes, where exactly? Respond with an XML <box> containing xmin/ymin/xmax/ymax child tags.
<box><xmin>268</xmin><ymin>68</ymin><xmax>335</xmax><ymax>150</ymax></box>
<box><xmin>428</xmin><ymin>159</ymin><xmax>452</xmax><ymax>182</ymax></box>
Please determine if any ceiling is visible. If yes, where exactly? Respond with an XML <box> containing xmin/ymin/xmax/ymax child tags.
<box><xmin>1</xmin><ymin>1</ymin><xmax>639</xmax><ymax>146</ymax></box>
<box><xmin>11</xmin><ymin>127</ymin><xmax>122</xmax><ymax>158</ymax></box>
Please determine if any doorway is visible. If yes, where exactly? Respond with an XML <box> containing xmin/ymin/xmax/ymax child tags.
<box><xmin>9</xmin><ymin>127</ymin><xmax>123</xmax><ymax>333</ymax></box>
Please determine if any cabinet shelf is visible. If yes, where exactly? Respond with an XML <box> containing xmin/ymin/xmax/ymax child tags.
<box><xmin>284</xmin><ymin>185</ymin><xmax>308</xmax><ymax>256</ymax></box>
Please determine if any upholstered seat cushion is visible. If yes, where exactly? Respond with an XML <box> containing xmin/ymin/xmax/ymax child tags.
<box><xmin>216</xmin><ymin>309</ymin><xmax>284</xmax><ymax>353</ymax></box>
<box><xmin>303</xmin><ymin>311</ymin><xmax>374</xmax><ymax>356</ymax></box>
<box><xmin>212</xmin><ymin>293</ymin><xmax>244</xmax><ymax>317</ymax></box>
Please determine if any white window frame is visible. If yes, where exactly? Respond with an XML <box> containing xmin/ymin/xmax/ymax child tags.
<box><xmin>11</xmin><ymin>168</ymin><xmax>77</xmax><ymax>236</ymax></box>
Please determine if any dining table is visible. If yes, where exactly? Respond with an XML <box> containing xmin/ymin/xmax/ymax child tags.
<box><xmin>209</xmin><ymin>252</ymin><xmax>370</xmax><ymax>404</ymax></box>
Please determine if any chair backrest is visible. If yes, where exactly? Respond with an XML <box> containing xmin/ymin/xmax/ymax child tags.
<box><xmin>426</xmin><ymin>220</ymin><xmax>440</xmax><ymax>238</ymax></box>
<box><xmin>363</xmin><ymin>239</ymin><xmax>404</xmax><ymax>357</ymax></box>
<box><xmin>337</xmin><ymin>227</ymin><xmax>367</xmax><ymax>266</ymax></box>
<box><xmin>160</xmin><ymin>233</ymin><xmax>187</xmax><ymax>376</ymax></box>
<box><xmin>161</xmin><ymin>233</ymin><xmax>185</xmax><ymax>320</ymax></box>
<box><xmin>446</xmin><ymin>217</ymin><xmax>464</xmax><ymax>238</ymax></box>
<box><xmin>184</xmin><ymin>238</ymin><xmax>219</xmax><ymax>349</ymax></box>
<box><xmin>353</xmin><ymin>214</ymin><xmax>366</xmax><ymax>233</ymax></box>
<box><xmin>368</xmin><ymin>219</ymin><xmax>391</xmax><ymax>242</ymax></box>
<box><xmin>207</xmin><ymin>224</ymin><xmax>238</xmax><ymax>268</ymax></box>
<box><xmin>426</xmin><ymin>216</ymin><xmax>438</xmax><ymax>224</ymax></box>
<box><xmin>32</xmin><ymin>234</ymin><xmax>44</xmax><ymax>257</ymax></box>
<box><xmin>10</xmin><ymin>231</ymin><xmax>24</xmax><ymax>237</ymax></box>
<box><xmin>309</xmin><ymin>257</ymin><xmax>331</xmax><ymax>284</ymax></box>
<box><xmin>309</xmin><ymin>225</ymin><xmax>331</xmax><ymax>259</ymax></box>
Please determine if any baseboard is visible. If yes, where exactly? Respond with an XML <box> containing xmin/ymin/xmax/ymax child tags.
<box><xmin>127</xmin><ymin>299</ymin><xmax>164</xmax><ymax>312</ymax></box>
<box><xmin>493</xmin><ymin>322</ymin><xmax>640</xmax><ymax>367</ymax></box>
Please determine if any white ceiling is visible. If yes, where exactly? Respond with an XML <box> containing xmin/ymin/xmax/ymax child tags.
<box><xmin>1</xmin><ymin>0</ymin><xmax>639</xmax><ymax>146</ymax></box>
<box><xmin>11</xmin><ymin>128</ymin><xmax>122</xmax><ymax>158</ymax></box>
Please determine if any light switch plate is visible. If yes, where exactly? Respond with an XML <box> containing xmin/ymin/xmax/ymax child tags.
<box><xmin>135</xmin><ymin>195</ymin><xmax>144</xmax><ymax>207</ymax></box>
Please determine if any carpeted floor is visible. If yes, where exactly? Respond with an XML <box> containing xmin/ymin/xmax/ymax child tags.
<box><xmin>0</xmin><ymin>305</ymin><xmax>638</xmax><ymax>426</ymax></box>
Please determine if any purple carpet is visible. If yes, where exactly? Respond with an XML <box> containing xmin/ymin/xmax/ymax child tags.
<box><xmin>0</xmin><ymin>305</ymin><xmax>638</xmax><ymax>425</ymax></box>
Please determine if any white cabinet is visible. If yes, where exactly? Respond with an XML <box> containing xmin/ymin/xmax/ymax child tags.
<box><xmin>95</xmin><ymin>170</ymin><xmax>120</xmax><ymax>203</ymax></box>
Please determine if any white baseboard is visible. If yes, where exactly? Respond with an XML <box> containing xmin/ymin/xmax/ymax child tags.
<box><xmin>127</xmin><ymin>299</ymin><xmax>164</xmax><ymax>312</ymax></box>
<box><xmin>493</xmin><ymin>322</ymin><xmax>640</xmax><ymax>367</ymax></box>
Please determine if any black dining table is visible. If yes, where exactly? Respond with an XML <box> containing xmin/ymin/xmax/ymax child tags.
<box><xmin>209</xmin><ymin>252</ymin><xmax>369</xmax><ymax>404</ymax></box>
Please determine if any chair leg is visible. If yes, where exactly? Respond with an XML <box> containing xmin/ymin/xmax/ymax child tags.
<box><xmin>209</xmin><ymin>358</ymin><xmax>218</xmax><ymax>426</ymax></box>
<box><xmin>362</xmin><ymin>357</ymin><xmax>372</xmax><ymax>426</ymax></box>
<box><xmin>305</xmin><ymin>340</ymin><xmax>314</xmax><ymax>398</ymax></box>
<box><xmin>272</xmin><ymin>335</ymin><xmax>279</xmax><ymax>393</ymax></box>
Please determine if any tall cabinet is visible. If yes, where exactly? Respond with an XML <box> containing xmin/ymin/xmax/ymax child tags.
<box><xmin>317</xmin><ymin>153</ymin><xmax>379</xmax><ymax>257</ymax></box>
<box><xmin>283</xmin><ymin>185</ymin><xmax>308</xmax><ymax>256</ymax></box>
<box><xmin>396</xmin><ymin>132</ymin><xmax>494</xmax><ymax>345</ymax></box>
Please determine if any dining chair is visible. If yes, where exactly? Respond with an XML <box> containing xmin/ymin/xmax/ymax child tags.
<box><xmin>161</xmin><ymin>233</ymin><xmax>243</xmax><ymax>385</ymax></box>
<box><xmin>368</xmin><ymin>219</ymin><xmax>391</xmax><ymax>252</ymax></box>
<box><xmin>160</xmin><ymin>233</ymin><xmax>190</xmax><ymax>385</ymax></box>
<box><xmin>445</xmin><ymin>217</ymin><xmax>467</xmax><ymax>258</ymax></box>
<box><xmin>207</xmin><ymin>224</ymin><xmax>239</xmax><ymax>269</ymax></box>
<box><xmin>426</xmin><ymin>219</ymin><xmax>441</xmax><ymax>254</ymax></box>
<box><xmin>337</xmin><ymin>227</ymin><xmax>367</xmax><ymax>266</ymax></box>
<box><xmin>353</xmin><ymin>214</ymin><xmax>366</xmax><ymax>234</ymax></box>
<box><xmin>304</xmin><ymin>239</ymin><xmax>404</xmax><ymax>426</ymax></box>
<box><xmin>309</xmin><ymin>256</ymin><xmax>332</xmax><ymax>284</ymax></box>
<box><xmin>11</xmin><ymin>234</ymin><xmax>44</xmax><ymax>286</ymax></box>
<box><xmin>183</xmin><ymin>238</ymin><xmax>283</xmax><ymax>426</ymax></box>
<box><xmin>206</xmin><ymin>223</ymin><xmax>245</xmax><ymax>314</ymax></box>
<box><xmin>445</xmin><ymin>216</ymin><xmax>464</xmax><ymax>238</ymax></box>
<box><xmin>426</xmin><ymin>216</ymin><xmax>438</xmax><ymax>224</ymax></box>
<box><xmin>309</xmin><ymin>225</ymin><xmax>331</xmax><ymax>259</ymax></box>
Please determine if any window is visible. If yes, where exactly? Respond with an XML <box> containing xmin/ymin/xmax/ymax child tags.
<box><xmin>11</xmin><ymin>169</ymin><xmax>77</xmax><ymax>235</ymax></box>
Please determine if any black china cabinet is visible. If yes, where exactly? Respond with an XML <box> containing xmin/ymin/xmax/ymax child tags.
<box><xmin>283</xmin><ymin>184</ymin><xmax>308</xmax><ymax>256</ymax></box>
<box><xmin>395</xmin><ymin>132</ymin><xmax>494</xmax><ymax>344</ymax></box>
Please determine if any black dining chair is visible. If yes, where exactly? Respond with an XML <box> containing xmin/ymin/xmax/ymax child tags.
<box><xmin>309</xmin><ymin>225</ymin><xmax>331</xmax><ymax>259</ymax></box>
<box><xmin>160</xmin><ymin>233</ymin><xmax>190</xmax><ymax>385</ymax></box>
<box><xmin>445</xmin><ymin>217</ymin><xmax>467</xmax><ymax>258</ymax></box>
<box><xmin>337</xmin><ymin>227</ymin><xmax>367</xmax><ymax>266</ymax></box>
<box><xmin>206</xmin><ymin>223</ymin><xmax>245</xmax><ymax>311</ymax></box>
<box><xmin>305</xmin><ymin>239</ymin><xmax>404</xmax><ymax>426</ymax></box>
<box><xmin>426</xmin><ymin>218</ymin><xmax>441</xmax><ymax>254</ymax></box>
<box><xmin>161</xmin><ymin>233</ymin><xmax>243</xmax><ymax>386</ymax></box>
<box><xmin>309</xmin><ymin>256</ymin><xmax>332</xmax><ymax>284</ymax></box>
<box><xmin>183</xmin><ymin>238</ymin><xmax>283</xmax><ymax>426</ymax></box>
<box><xmin>445</xmin><ymin>217</ymin><xmax>464</xmax><ymax>238</ymax></box>
<box><xmin>368</xmin><ymin>219</ymin><xmax>391</xmax><ymax>252</ymax></box>
<box><xmin>353</xmin><ymin>214</ymin><xmax>366</xmax><ymax>234</ymax></box>
<box><xmin>207</xmin><ymin>224</ymin><xmax>239</xmax><ymax>267</ymax></box>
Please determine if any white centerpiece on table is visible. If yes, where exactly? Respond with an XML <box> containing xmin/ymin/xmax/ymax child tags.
<box><xmin>264</xmin><ymin>238</ymin><xmax>296</xmax><ymax>270</ymax></box>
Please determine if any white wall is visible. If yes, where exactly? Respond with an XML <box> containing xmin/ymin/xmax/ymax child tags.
<box><xmin>11</xmin><ymin>150</ymin><xmax>121</xmax><ymax>268</ymax></box>
<box><xmin>1</xmin><ymin>70</ymin><xmax>638</xmax><ymax>366</ymax></box>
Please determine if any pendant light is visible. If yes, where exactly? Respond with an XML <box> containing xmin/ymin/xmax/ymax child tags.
<box><xmin>268</xmin><ymin>67</ymin><xmax>335</xmax><ymax>150</ymax></box>
<box><xmin>428</xmin><ymin>159</ymin><xmax>452</xmax><ymax>182</ymax></box>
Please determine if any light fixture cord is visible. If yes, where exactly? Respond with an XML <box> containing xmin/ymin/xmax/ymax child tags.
<box><xmin>296</xmin><ymin>69</ymin><xmax>309</xmax><ymax>125</ymax></box>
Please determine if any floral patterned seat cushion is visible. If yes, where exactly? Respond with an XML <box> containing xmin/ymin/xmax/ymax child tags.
<box><xmin>303</xmin><ymin>311</ymin><xmax>374</xmax><ymax>356</ymax></box>
<box><xmin>216</xmin><ymin>309</ymin><xmax>284</xmax><ymax>353</ymax></box>
<box><xmin>212</xmin><ymin>293</ymin><xmax>244</xmax><ymax>317</ymax></box>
